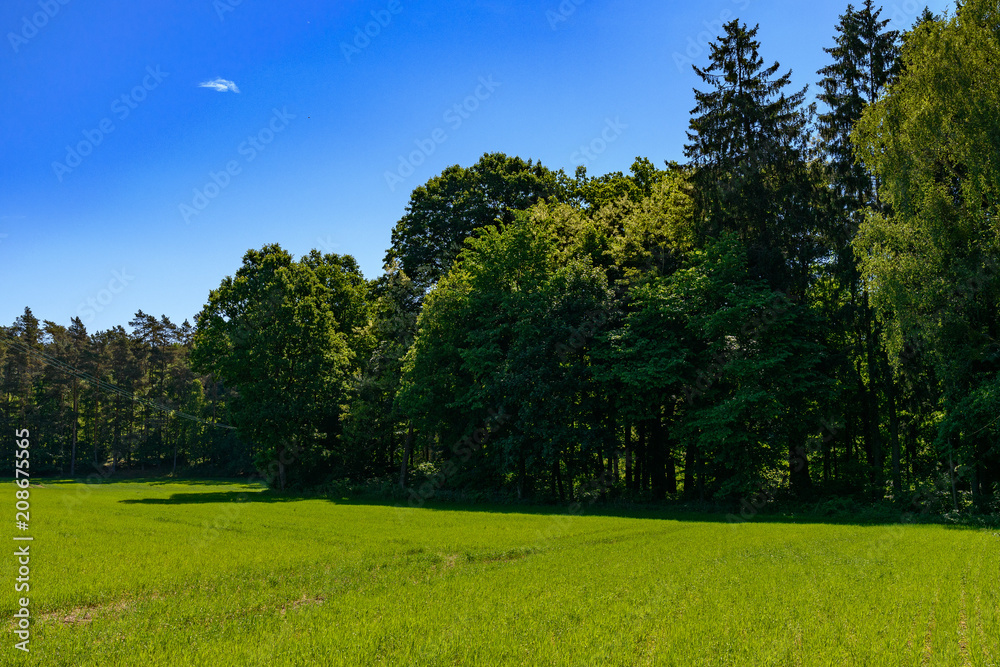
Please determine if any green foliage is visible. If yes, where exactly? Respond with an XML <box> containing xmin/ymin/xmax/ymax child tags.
<box><xmin>852</xmin><ymin>0</ymin><xmax>1000</xmax><ymax>504</ymax></box>
<box><xmin>339</xmin><ymin>262</ymin><xmax>422</xmax><ymax>478</ymax></box>
<box><xmin>385</xmin><ymin>152</ymin><xmax>569</xmax><ymax>290</ymax></box>
<box><xmin>192</xmin><ymin>244</ymin><xmax>355</xmax><ymax>489</ymax></box>
<box><xmin>685</xmin><ymin>20</ymin><xmax>826</xmax><ymax>294</ymax></box>
<box><xmin>6</xmin><ymin>3</ymin><xmax>999</xmax><ymax>512</ymax></box>
<box><xmin>400</xmin><ymin>210</ymin><xmax>612</xmax><ymax>496</ymax></box>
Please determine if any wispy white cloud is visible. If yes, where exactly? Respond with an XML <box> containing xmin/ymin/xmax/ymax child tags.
<box><xmin>198</xmin><ymin>78</ymin><xmax>240</xmax><ymax>93</ymax></box>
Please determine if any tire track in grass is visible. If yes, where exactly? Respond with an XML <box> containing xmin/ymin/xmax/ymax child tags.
<box><xmin>628</xmin><ymin>534</ymin><xmax>722</xmax><ymax>665</ymax></box>
<box><xmin>278</xmin><ymin>594</ymin><xmax>326</xmax><ymax>617</ymax></box>
<box><xmin>903</xmin><ymin>573</ymin><xmax>928</xmax><ymax>659</ymax></box>
<box><xmin>920</xmin><ymin>585</ymin><xmax>940</xmax><ymax>666</ymax></box>
<box><xmin>31</xmin><ymin>591</ymin><xmax>167</xmax><ymax>627</ymax></box>
<box><xmin>958</xmin><ymin>571</ymin><xmax>971</xmax><ymax>667</ymax></box>
<box><xmin>973</xmin><ymin>538</ymin><xmax>994</xmax><ymax>667</ymax></box>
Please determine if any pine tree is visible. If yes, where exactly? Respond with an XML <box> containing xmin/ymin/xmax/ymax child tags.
<box><xmin>816</xmin><ymin>2</ymin><xmax>902</xmax><ymax>497</ymax></box>
<box><xmin>817</xmin><ymin>0</ymin><xmax>900</xmax><ymax>214</ymax></box>
<box><xmin>684</xmin><ymin>20</ymin><xmax>820</xmax><ymax>296</ymax></box>
<box><xmin>685</xmin><ymin>21</ymin><xmax>827</xmax><ymax>495</ymax></box>
<box><xmin>3</xmin><ymin>308</ymin><xmax>42</xmax><ymax>421</ymax></box>
<box><xmin>66</xmin><ymin>317</ymin><xmax>89</xmax><ymax>475</ymax></box>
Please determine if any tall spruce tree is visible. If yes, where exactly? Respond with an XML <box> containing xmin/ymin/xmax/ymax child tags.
<box><xmin>685</xmin><ymin>20</ymin><xmax>826</xmax><ymax>495</ymax></box>
<box><xmin>816</xmin><ymin>2</ymin><xmax>902</xmax><ymax>497</ymax></box>
<box><xmin>684</xmin><ymin>20</ymin><xmax>821</xmax><ymax>297</ymax></box>
<box><xmin>817</xmin><ymin>1</ymin><xmax>900</xmax><ymax>213</ymax></box>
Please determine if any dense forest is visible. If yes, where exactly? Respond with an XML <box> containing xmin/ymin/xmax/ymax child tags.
<box><xmin>4</xmin><ymin>1</ymin><xmax>998</xmax><ymax>514</ymax></box>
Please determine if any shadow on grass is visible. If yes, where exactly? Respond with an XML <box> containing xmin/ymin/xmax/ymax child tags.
<box><xmin>45</xmin><ymin>477</ymin><xmax>262</xmax><ymax>488</ymax></box>
<box><xmin>107</xmin><ymin>482</ymin><xmax>1000</xmax><ymax>530</ymax></box>
<box><xmin>120</xmin><ymin>490</ymin><xmax>298</xmax><ymax>505</ymax></box>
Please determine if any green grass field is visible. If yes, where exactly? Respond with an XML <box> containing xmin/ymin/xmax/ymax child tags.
<box><xmin>2</xmin><ymin>480</ymin><xmax>997</xmax><ymax>666</ymax></box>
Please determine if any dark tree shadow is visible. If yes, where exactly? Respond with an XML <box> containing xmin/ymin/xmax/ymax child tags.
<box><xmin>44</xmin><ymin>476</ymin><xmax>263</xmax><ymax>488</ymax></box>
<box><xmin>120</xmin><ymin>491</ymin><xmax>298</xmax><ymax>505</ymax></box>
<box><xmin>109</xmin><ymin>484</ymin><xmax>998</xmax><ymax>530</ymax></box>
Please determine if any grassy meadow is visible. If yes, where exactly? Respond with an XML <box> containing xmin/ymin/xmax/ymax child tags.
<box><xmin>2</xmin><ymin>480</ymin><xmax>998</xmax><ymax>666</ymax></box>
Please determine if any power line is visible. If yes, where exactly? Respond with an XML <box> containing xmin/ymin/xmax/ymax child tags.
<box><xmin>0</xmin><ymin>331</ymin><xmax>236</xmax><ymax>430</ymax></box>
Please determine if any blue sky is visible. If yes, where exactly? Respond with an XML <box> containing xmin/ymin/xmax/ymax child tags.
<box><xmin>1</xmin><ymin>0</ymin><xmax>953</xmax><ymax>332</ymax></box>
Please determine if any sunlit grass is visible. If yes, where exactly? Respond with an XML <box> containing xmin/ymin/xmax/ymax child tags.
<box><xmin>2</xmin><ymin>480</ymin><xmax>997</xmax><ymax>665</ymax></box>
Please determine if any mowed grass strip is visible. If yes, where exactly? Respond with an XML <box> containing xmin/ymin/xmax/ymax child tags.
<box><xmin>1</xmin><ymin>481</ymin><xmax>997</xmax><ymax>666</ymax></box>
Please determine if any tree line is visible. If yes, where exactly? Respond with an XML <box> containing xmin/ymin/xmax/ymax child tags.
<box><xmin>4</xmin><ymin>1</ymin><xmax>997</xmax><ymax>512</ymax></box>
<box><xmin>0</xmin><ymin>311</ymin><xmax>248</xmax><ymax>476</ymax></box>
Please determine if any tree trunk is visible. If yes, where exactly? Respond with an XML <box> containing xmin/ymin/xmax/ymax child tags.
<box><xmin>612</xmin><ymin>445</ymin><xmax>619</xmax><ymax>485</ymax></box>
<box><xmin>886</xmin><ymin>369</ymin><xmax>902</xmax><ymax>497</ymax></box>
<box><xmin>278</xmin><ymin>449</ymin><xmax>287</xmax><ymax>492</ymax></box>
<box><xmin>790</xmin><ymin>437</ymin><xmax>812</xmax><ymax>498</ymax></box>
<box><xmin>638</xmin><ymin>421</ymin><xmax>649</xmax><ymax>492</ymax></box>
<box><xmin>624</xmin><ymin>424</ymin><xmax>633</xmax><ymax>491</ymax></box>
<box><xmin>399</xmin><ymin>422</ymin><xmax>414</xmax><ymax>489</ymax></box>
<box><xmin>70</xmin><ymin>379</ymin><xmax>79</xmax><ymax>477</ymax></box>
<box><xmin>666</xmin><ymin>435</ymin><xmax>677</xmax><ymax>495</ymax></box>
<box><xmin>864</xmin><ymin>293</ymin><xmax>883</xmax><ymax>497</ymax></box>
<box><xmin>684</xmin><ymin>443</ymin><xmax>697</xmax><ymax>499</ymax></box>
<box><xmin>517</xmin><ymin>449</ymin><xmax>527</xmax><ymax>500</ymax></box>
<box><xmin>972</xmin><ymin>463</ymin><xmax>983</xmax><ymax>511</ymax></box>
<box><xmin>554</xmin><ymin>460</ymin><xmax>565</xmax><ymax>502</ymax></box>
<box><xmin>948</xmin><ymin>445</ymin><xmax>958</xmax><ymax>512</ymax></box>
<box><xmin>696</xmin><ymin>449</ymin><xmax>705</xmax><ymax>502</ymax></box>
<box><xmin>650</xmin><ymin>418</ymin><xmax>667</xmax><ymax>499</ymax></box>
<box><xmin>564</xmin><ymin>455</ymin><xmax>574</xmax><ymax>501</ymax></box>
<box><xmin>94</xmin><ymin>395</ymin><xmax>101</xmax><ymax>464</ymax></box>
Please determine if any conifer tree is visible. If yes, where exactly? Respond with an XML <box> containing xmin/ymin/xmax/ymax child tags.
<box><xmin>816</xmin><ymin>2</ymin><xmax>902</xmax><ymax>497</ymax></box>
<box><xmin>684</xmin><ymin>20</ymin><xmax>820</xmax><ymax>296</ymax></box>
<box><xmin>817</xmin><ymin>1</ymin><xmax>900</xmax><ymax>216</ymax></box>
